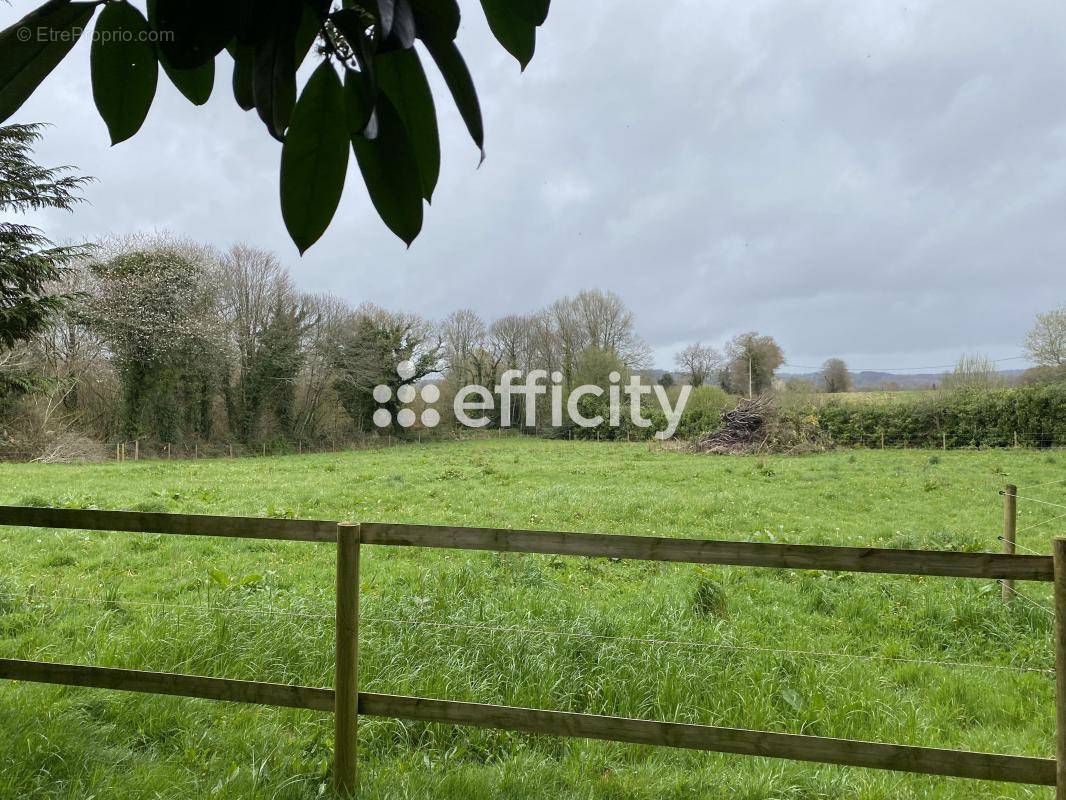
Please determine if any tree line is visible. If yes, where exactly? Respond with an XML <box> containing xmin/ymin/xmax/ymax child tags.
<box><xmin>2</xmin><ymin>237</ymin><xmax>663</xmax><ymax>458</ymax></box>
<box><xmin>4</xmin><ymin>124</ymin><xmax>1064</xmax><ymax>459</ymax></box>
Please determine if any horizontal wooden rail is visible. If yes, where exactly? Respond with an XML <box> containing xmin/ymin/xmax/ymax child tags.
<box><xmin>0</xmin><ymin>506</ymin><xmax>1051</xmax><ymax>580</ymax></box>
<box><xmin>0</xmin><ymin>658</ymin><xmax>334</xmax><ymax>710</ymax></box>
<box><xmin>0</xmin><ymin>506</ymin><xmax>336</xmax><ymax>543</ymax></box>
<box><xmin>360</xmin><ymin>523</ymin><xmax>1055</xmax><ymax>581</ymax></box>
<box><xmin>358</xmin><ymin>694</ymin><xmax>1056</xmax><ymax>786</ymax></box>
<box><xmin>0</xmin><ymin>659</ymin><xmax>1052</xmax><ymax>786</ymax></box>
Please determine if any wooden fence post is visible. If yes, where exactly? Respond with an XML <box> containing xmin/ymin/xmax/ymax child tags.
<box><xmin>1053</xmin><ymin>536</ymin><xmax>1066</xmax><ymax>797</ymax></box>
<box><xmin>334</xmin><ymin>522</ymin><xmax>361</xmax><ymax>797</ymax></box>
<box><xmin>134</xmin><ymin>440</ymin><xmax>139</xmax><ymax>461</ymax></box>
<box><xmin>1002</xmin><ymin>485</ymin><xmax>1017</xmax><ymax>604</ymax></box>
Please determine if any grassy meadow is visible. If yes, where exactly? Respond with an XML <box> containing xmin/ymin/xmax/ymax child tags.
<box><xmin>1</xmin><ymin>438</ymin><xmax>1065</xmax><ymax>799</ymax></box>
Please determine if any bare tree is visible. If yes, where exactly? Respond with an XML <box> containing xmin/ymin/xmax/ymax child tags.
<box><xmin>674</xmin><ymin>342</ymin><xmax>721</xmax><ymax>387</ymax></box>
<box><xmin>441</xmin><ymin>309</ymin><xmax>494</xmax><ymax>385</ymax></box>
<box><xmin>820</xmin><ymin>358</ymin><xmax>852</xmax><ymax>393</ymax></box>
<box><xmin>1026</xmin><ymin>305</ymin><xmax>1066</xmax><ymax>367</ymax></box>
<box><xmin>295</xmin><ymin>292</ymin><xmax>350</xmax><ymax>439</ymax></box>
<box><xmin>722</xmin><ymin>332</ymin><xmax>784</xmax><ymax>397</ymax></box>
<box><xmin>941</xmin><ymin>354</ymin><xmax>1003</xmax><ymax>392</ymax></box>
<box><xmin>218</xmin><ymin>244</ymin><xmax>312</xmax><ymax>442</ymax></box>
<box><xmin>490</xmin><ymin>314</ymin><xmax>535</xmax><ymax>373</ymax></box>
<box><xmin>568</xmin><ymin>289</ymin><xmax>651</xmax><ymax>369</ymax></box>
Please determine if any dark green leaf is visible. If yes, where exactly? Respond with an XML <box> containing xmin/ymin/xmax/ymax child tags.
<box><xmin>156</xmin><ymin>0</ymin><xmax>236</xmax><ymax>70</ymax></box>
<box><xmin>229</xmin><ymin>42</ymin><xmax>254</xmax><ymax>110</ymax></box>
<box><xmin>253</xmin><ymin>0</ymin><xmax>302</xmax><ymax>140</ymax></box>
<box><xmin>379</xmin><ymin>0</ymin><xmax>414</xmax><ymax>53</ymax></box>
<box><xmin>235</xmin><ymin>0</ymin><xmax>266</xmax><ymax>44</ymax></box>
<box><xmin>376</xmin><ymin>48</ymin><xmax>438</xmax><ymax>201</ymax></box>
<box><xmin>0</xmin><ymin>1</ymin><xmax>97</xmax><ymax>123</ymax></box>
<box><xmin>343</xmin><ymin>68</ymin><xmax>377</xmax><ymax>138</ymax></box>
<box><xmin>331</xmin><ymin>8</ymin><xmax>377</xmax><ymax>132</ymax></box>
<box><xmin>91</xmin><ymin>2</ymin><xmax>159</xmax><ymax>145</ymax></box>
<box><xmin>331</xmin><ymin>9</ymin><xmax>375</xmax><ymax>80</ymax></box>
<box><xmin>147</xmin><ymin>0</ymin><xmax>213</xmax><ymax>105</ymax></box>
<box><xmin>409</xmin><ymin>0</ymin><xmax>459</xmax><ymax>42</ymax></box>
<box><xmin>162</xmin><ymin>60</ymin><xmax>214</xmax><ymax>105</ymax></box>
<box><xmin>348</xmin><ymin>0</ymin><xmax>395</xmax><ymax>40</ymax></box>
<box><xmin>351</xmin><ymin>92</ymin><xmax>423</xmax><ymax>246</ymax></box>
<box><xmin>422</xmin><ymin>37</ymin><xmax>483</xmax><ymax>158</ymax></box>
<box><xmin>480</xmin><ymin>0</ymin><xmax>535</xmax><ymax>69</ymax></box>
<box><xmin>294</xmin><ymin>2</ymin><xmax>323</xmax><ymax>69</ymax></box>
<box><xmin>280</xmin><ymin>60</ymin><xmax>349</xmax><ymax>254</ymax></box>
<box><xmin>512</xmin><ymin>0</ymin><xmax>550</xmax><ymax>27</ymax></box>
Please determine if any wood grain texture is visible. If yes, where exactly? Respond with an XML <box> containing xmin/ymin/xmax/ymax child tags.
<box><xmin>0</xmin><ymin>506</ymin><xmax>336</xmax><ymax>542</ymax></box>
<box><xmin>333</xmin><ymin>523</ymin><xmax>361</xmax><ymax>796</ymax></box>
<box><xmin>0</xmin><ymin>659</ymin><xmax>1052</xmax><ymax>785</ymax></box>
<box><xmin>360</xmin><ymin>523</ymin><xmax>1054</xmax><ymax>581</ymax></box>
<box><xmin>1003</xmin><ymin>485</ymin><xmax>1018</xmax><ymax>603</ymax></box>
<box><xmin>357</xmin><ymin>693</ymin><xmax>1054</xmax><ymax>785</ymax></box>
<box><xmin>1053</xmin><ymin>536</ymin><xmax>1066</xmax><ymax>797</ymax></box>
<box><xmin>0</xmin><ymin>658</ymin><xmax>333</xmax><ymax>710</ymax></box>
<box><xmin>2</xmin><ymin>507</ymin><xmax>1047</xmax><ymax>580</ymax></box>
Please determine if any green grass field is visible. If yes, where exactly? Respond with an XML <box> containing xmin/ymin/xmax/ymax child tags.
<box><xmin>1</xmin><ymin>439</ymin><xmax>1065</xmax><ymax>799</ymax></box>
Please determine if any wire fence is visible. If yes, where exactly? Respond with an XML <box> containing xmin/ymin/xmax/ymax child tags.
<box><xmin>0</xmin><ymin>589</ymin><xmax>1054</xmax><ymax>676</ymax></box>
<box><xmin>2</xmin><ymin>425</ymin><xmax>1064</xmax><ymax>464</ymax></box>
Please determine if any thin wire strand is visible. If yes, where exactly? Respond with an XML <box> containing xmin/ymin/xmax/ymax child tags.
<box><xmin>1001</xmin><ymin>536</ymin><xmax>1049</xmax><ymax>556</ymax></box>
<box><xmin>998</xmin><ymin>581</ymin><xmax>1055</xmax><ymax>618</ymax></box>
<box><xmin>2</xmin><ymin>593</ymin><xmax>1053</xmax><ymax>676</ymax></box>
<box><xmin>0</xmin><ymin>593</ymin><xmax>333</xmax><ymax>621</ymax></box>
<box><xmin>361</xmin><ymin>616</ymin><xmax>1054</xmax><ymax>675</ymax></box>
<box><xmin>1016</xmin><ymin>477</ymin><xmax>1066</xmax><ymax>490</ymax></box>
<box><xmin>1015</xmin><ymin>495</ymin><xmax>1066</xmax><ymax>511</ymax></box>
<box><xmin>1015</xmin><ymin>512</ymin><xmax>1066</xmax><ymax>536</ymax></box>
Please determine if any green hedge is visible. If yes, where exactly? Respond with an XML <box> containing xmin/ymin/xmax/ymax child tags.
<box><xmin>556</xmin><ymin>386</ymin><xmax>732</xmax><ymax>441</ymax></box>
<box><xmin>783</xmin><ymin>384</ymin><xmax>1066</xmax><ymax>448</ymax></box>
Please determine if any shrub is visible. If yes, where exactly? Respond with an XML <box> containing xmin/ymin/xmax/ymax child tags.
<box><xmin>691</xmin><ymin>573</ymin><xmax>728</xmax><ymax>617</ymax></box>
<box><xmin>782</xmin><ymin>383</ymin><xmax>1066</xmax><ymax>448</ymax></box>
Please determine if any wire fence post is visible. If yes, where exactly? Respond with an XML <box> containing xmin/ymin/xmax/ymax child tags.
<box><xmin>1003</xmin><ymin>485</ymin><xmax>1018</xmax><ymax>604</ymax></box>
<box><xmin>1053</xmin><ymin>536</ymin><xmax>1066</xmax><ymax>797</ymax></box>
<box><xmin>334</xmin><ymin>522</ymin><xmax>361</xmax><ymax>797</ymax></box>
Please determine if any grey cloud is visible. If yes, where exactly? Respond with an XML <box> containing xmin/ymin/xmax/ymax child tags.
<box><xmin>7</xmin><ymin>0</ymin><xmax>1065</xmax><ymax>370</ymax></box>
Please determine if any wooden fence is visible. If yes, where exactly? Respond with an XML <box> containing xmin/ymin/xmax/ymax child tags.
<box><xmin>0</xmin><ymin>505</ymin><xmax>1062</xmax><ymax>796</ymax></box>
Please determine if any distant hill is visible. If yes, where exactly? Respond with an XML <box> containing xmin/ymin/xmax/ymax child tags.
<box><xmin>780</xmin><ymin>369</ymin><xmax>1026</xmax><ymax>390</ymax></box>
<box><xmin>638</xmin><ymin>368</ymin><xmax>1027</xmax><ymax>391</ymax></box>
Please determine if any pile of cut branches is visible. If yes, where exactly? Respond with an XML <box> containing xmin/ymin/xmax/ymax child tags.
<box><xmin>691</xmin><ymin>396</ymin><xmax>774</xmax><ymax>454</ymax></box>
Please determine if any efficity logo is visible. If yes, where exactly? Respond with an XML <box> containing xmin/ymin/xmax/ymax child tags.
<box><xmin>374</xmin><ymin>364</ymin><xmax>691</xmax><ymax>439</ymax></box>
<box><xmin>372</xmin><ymin>360</ymin><xmax>441</xmax><ymax>429</ymax></box>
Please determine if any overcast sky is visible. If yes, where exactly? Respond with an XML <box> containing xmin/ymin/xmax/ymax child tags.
<box><xmin>7</xmin><ymin>0</ymin><xmax>1065</xmax><ymax>372</ymax></box>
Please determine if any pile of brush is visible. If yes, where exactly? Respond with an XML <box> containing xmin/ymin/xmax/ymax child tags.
<box><xmin>691</xmin><ymin>396</ymin><xmax>774</xmax><ymax>454</ymax></box>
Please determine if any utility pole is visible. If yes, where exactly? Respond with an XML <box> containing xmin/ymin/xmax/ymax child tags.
<box><xmin>748</xmin><ymin>357</ymin><xmax>753</xmax><ymax>398</ymax></box>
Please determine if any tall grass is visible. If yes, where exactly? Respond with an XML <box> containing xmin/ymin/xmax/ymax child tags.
<box><xmin>0</xmin><ymin>440</ymin><xmax>1063</xmax><ymax>798</ymax></box>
